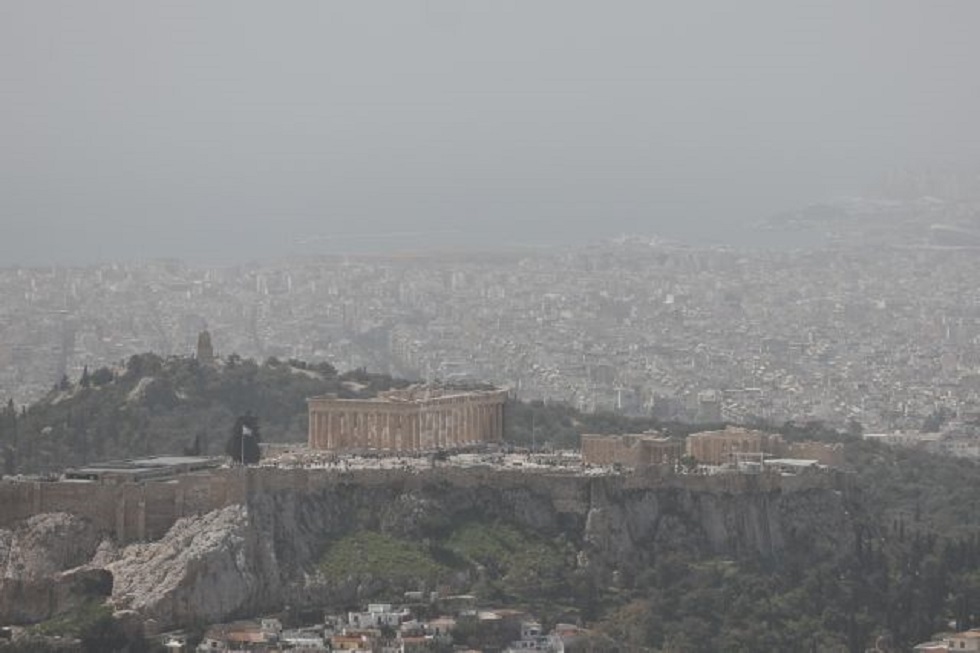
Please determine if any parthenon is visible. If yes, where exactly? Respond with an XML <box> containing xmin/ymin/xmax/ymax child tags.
<box><xmin>307</xmin><ymin>385</ymin><xmax>508</xmax><ymax>452</ymax></box>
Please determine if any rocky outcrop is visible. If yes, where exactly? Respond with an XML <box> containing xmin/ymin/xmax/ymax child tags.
<box><xmin>0</xmin><ymin>513</ymin><xmax>108</xmax><ymax>623</ymax></box>
<box><xmin>105</xmin><ymin>505</ymin><xmax>278</xmax><ymax>627</ymax></box>
<box><xmin>0</xmin><ymin>469</ymin><xmax>862</xmax><ymax>630</ymax></box>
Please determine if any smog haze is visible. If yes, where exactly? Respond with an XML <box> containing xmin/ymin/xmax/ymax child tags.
<box><xmin>2</xmin><ymin>1</ymin><xmax>978</xmax><ymax>264</ymax></box>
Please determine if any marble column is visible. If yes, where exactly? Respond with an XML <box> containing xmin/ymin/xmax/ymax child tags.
<box><xmin>440</xmin><ymin>409</ymin><xmax>448</xmax><ymax>448</ymax></box>
<box><xmin>497</xmin><ymin>402</ymin><xmax>504</xmax><ymax>440</ymax></box>
<box><xmin>456</xmin><ymin>405</ymin><xmax>464</xmax><ymax>446</ymax></box>
<box><xmin>468</xmin><ymin>404</ymin><xmax>476</xmax><ymax>443</ymax></box>
<box><xmin>449</xmin><ymin>406</ymin><xmax>457</xmax><ymax>447</ymax></box>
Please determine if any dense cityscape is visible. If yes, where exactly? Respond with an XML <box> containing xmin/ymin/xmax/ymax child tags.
<box><xmin>4</xmin><ymin>191</ymin><xmax>980</xmax><ymax>436</ymax></box>
<box><xmin>5</xmin><ymin>1</ymin><xmax>980</xmax><ymax>648</ymax></box>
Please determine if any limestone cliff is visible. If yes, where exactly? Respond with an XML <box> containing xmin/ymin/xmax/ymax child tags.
<box><xmin>0</xmin><ymin>513</ymin><xmax>110</xmax><ymax>623</ymax></box>
<box><xmin>103</xmin><ymin>505</ymin><xmax>279</xmax><ymax>628</ymax></box>
<box><xmin>0</xmin><ymin>469</ymin><xmax>862</xmax><ymax>630</ymax></box>
<box><xmin>244</xmin><ymin>470</ymin><xmax>858</xmax><ymax>600</ymax></box>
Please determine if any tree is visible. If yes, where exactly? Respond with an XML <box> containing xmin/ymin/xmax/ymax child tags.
<box><xmin>922</xmin><ymin>408</ymin><xmax>954</xmax><ymax>433</ymax></box>
<box><xmin>183</xmin><ymin>432</ymin><xmax>204</xmax><ymax>457</ymax></box>
<box><xmin>79</xmin><ymin>610</ymin><xmax>132</xmax><ymax>653</ymax></box>
<box><xmin>90</xmin><ymin>366</ymin><xmax>114</xmax><ymax>387</ymax></box>
<box><xmin>0</xmin><ymin>401</ymin><xmax>14</xmax><ymax>474</ymax></box>
<box><xmin>124</xmin><ymin>352</ymin><xmax>164</xmax><ymax>380</ymax></box>
<box><xmin>226</xmin><ymin>413</ymin><xmax>261</xmax><ymax>464</ymax></box>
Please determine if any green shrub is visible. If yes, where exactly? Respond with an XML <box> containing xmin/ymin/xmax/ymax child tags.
<box><xmin>319</xmin><ymin>531</ymin><xmax>447</xmax><ymax>583</ymax></box>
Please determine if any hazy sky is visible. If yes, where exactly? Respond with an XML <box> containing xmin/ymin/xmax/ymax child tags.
<box><xmin>2</xmin><ymin>1</ymin><xmax>979</xmax><ymax>264</ymax></box>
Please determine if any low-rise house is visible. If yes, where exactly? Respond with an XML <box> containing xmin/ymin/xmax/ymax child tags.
<box><xmin>158</xmin><ymin>631</ymin><xmax>188</xmax><ymax>652</ymax></box>
<box><xmin>197</xmin><ymin>620</ymin><xmax>273</xmax><ymax>652</ymax></box>
<box><xmin>913</xmin><ymin>642</ymin><xmax>948</xmax><ymax>653</ymax></box>
<box><xmin>332</xmin><ymin>633</ymin><xmax>374</xmax><ymax>653</ymax></box>
<box><xmin>398</xmin><ymin>620</ymin><xmax>425</xmax><ymax>638</ymax></box>
<box><xmin>949</xmin><ymin>629</ymin><xmax>980</xmax><ymax>651</ymax></box>
<box><xmin>424</xmin><ymin>617</ymin><xmax>456</xmax><ymax>637</ymax></box>
<box><xmin>504</xmin><ymin>621</ymin><xmax>563</xmax><ymax>653</ymax></box>
<box><xmin>281</xmin><ymin>627</ymin><xmax>327</xmax><ymax>652</ymax></box>
<box><xmin>399</xmin><ymin>635</ymin><xmax>433</xmax><ymax>653</ymax></box>
<box><xmin>348</xmin><ymin>603</ymin><xmax>406</xmax><ymax>629</ymax></box>
<box><xmin>260</xmin><ymin>619</ymin><xmax>282</xmax><ymax>645</ymax></box>
<box><xmin>914</xmin><ymin>629</ymin><xmax>980</xmax><ymax>652</ymax></box>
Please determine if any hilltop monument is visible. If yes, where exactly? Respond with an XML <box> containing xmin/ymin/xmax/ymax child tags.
<box><xmin>307</xmin><ymin>384</ymin><xmax>507</xmax><ymax>452</ymax></box>
<box><xmin>196</xmin><ymin>330</ymin><xmax>215</xmax><ymax>364</ymax></box>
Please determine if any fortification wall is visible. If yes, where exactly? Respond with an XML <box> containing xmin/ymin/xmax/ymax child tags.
<box><xmin>0</xmin><ymin>470</ymin><xmax>246</xmax><ymax>543</ymax></box>
<box><xmin>0</xmin><ymin>465</ymin><xmax>845</xmax><ymax>544</ymax></box>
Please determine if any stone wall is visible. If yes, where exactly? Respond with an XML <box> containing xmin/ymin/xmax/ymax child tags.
<box><xmin>0</xmin><ymin>470</ymin><xmax>245</xmax><ymax>543</ymax></box>
<box><xmin>0</xmin><ymin>462</ymin><xmax>858</xmax><ymax>629</ymax></box>
<box><xmin>0</xmin><ymin>465</ymin><xmax>847</xmax><ymax>546</ymax></box>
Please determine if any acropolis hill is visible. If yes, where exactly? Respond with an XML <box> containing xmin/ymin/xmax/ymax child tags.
<box><xmin>0</xmin><ymin>462</ymin><xmax>858</xmax><ymax>628</ymax></box>
<box><xmin>0</xmin><ymin>452</ymin><xmax>840</xmax><ymax>545</ymax></box>
<box><xmin>0</xmin><ymin>356</ymin><xmax>863</xmax><ymax>631</ymax></box>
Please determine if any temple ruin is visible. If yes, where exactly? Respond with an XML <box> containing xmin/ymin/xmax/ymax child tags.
<box><xmin>307</xmin><ymin>385</ymin><xmax>508</xmax><ymax>452</ymax></box>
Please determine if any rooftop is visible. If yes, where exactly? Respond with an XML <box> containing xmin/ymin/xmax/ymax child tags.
<box><xmin>64</xmin><ymin>455</ymin><xmax>220</xmax><ymax>483</ymax></box>
<box><xmin>309</xmin><ymin>383</ymin><xmax>507</xmax><ymax>405</ymax></box>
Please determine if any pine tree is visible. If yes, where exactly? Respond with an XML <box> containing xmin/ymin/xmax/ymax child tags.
<box><xmin>226</xmin><ymin>414</ymin><xmax>261</xmax><ymax>464</ymax></box>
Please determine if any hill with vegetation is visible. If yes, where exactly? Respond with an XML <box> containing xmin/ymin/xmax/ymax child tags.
<box><xmin>0</xmin><ymin>353</ymin><xmax>410</xmax><ymax>474</ymax></box>
<box><xmin>5</xmin><ymin>353</ymin><xmax>980</xmax><ymax>650</ymax></box>
<box><xmin>304</xmin><ymin>446</ymin><xmax>980</xmax><ymax>652</ymax></box>
<box><xmin>0</xmin><ymin>351</ymin><xmax>733</xmax><ymax>474</ymax></box>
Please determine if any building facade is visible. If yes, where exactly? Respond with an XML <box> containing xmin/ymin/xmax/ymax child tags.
<box><xmin>685</xmin><ymin>426</ymin><xmax>783</xmax><ymax>465</ymax></box>
<box><xmin>307</xmin><ymin>385</ymin><xmax>507</xmax><ymax>452</ymax></box>
<box><xmin>581</xmin><ymin>433</ymin><xmax>685</xmax><ymax>468</ymax></box>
